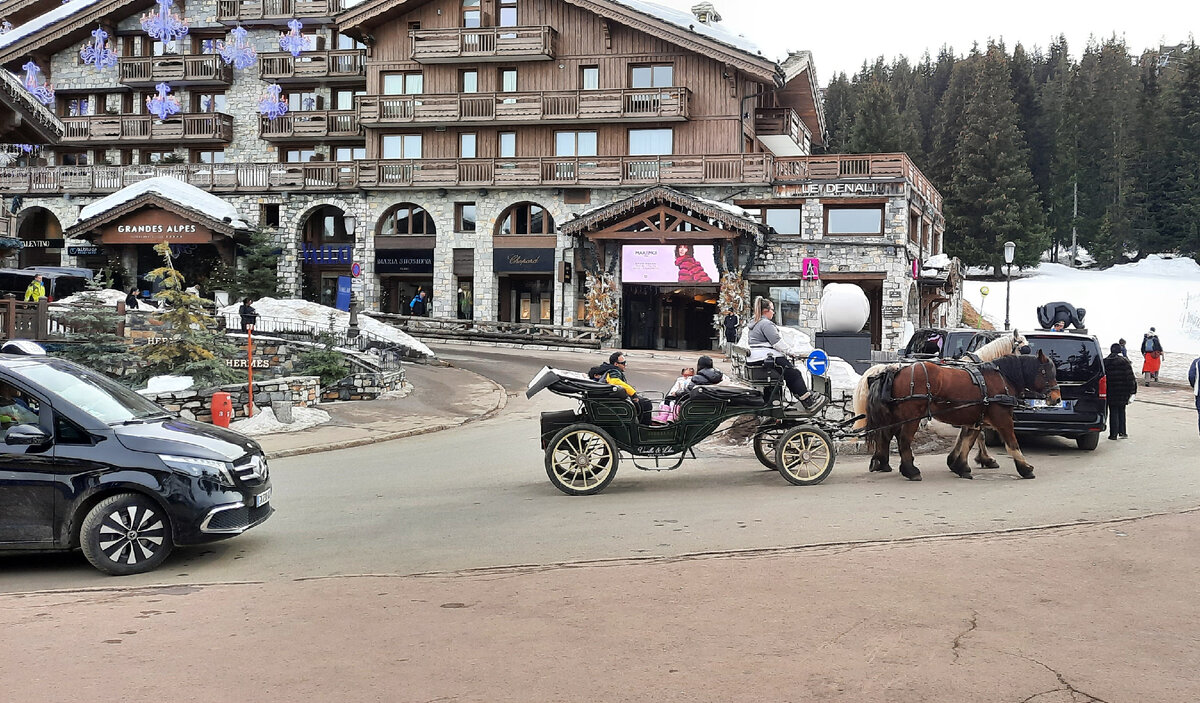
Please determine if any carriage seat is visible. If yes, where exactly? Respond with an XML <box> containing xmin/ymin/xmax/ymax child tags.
<box><xmin>740</xmin><ymin>359</ymin><xmax>784</xmax><ymax>384</ymax></box>
<box><xmin>687</xmin><ymin>384</ymin><xmax>765</xmax><ymax>407</ymax></box>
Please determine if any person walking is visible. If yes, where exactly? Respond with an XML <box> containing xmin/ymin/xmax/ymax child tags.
<box><xmin>1118</xmin><ymin>338</ymin><xmax>1128</xmax><ymax>359</ymax></box>
<box><xmin>409</xmin><ymin>289</ymin><xmax>427</xmax><ymax>317</ymax></box>
<box><xmin>1104</xmin><ymin>343</ymin><xmax>1137</xmax><ymax>440</ymax></box>
<box><xmin>1189</xmin><ymin>355</ymin><xmax>1200</xmax><ymax>437</ymax></box>
<box><xmin>23</xmin><ymin>274</ymin><xmax>45</xmax><ymax>302</ymax></box>
<box><xmin>238</xmin><ymin>297</ymin><xmax>258</xmax><ymax>333</ymax></box>
<box><xmin>1140</xmin><ymin>327</ymin><xmax>1164</xmax><ymax>384</ymax></box>
<box><xmin>722</xmin><ymin>311</ymin><xmax>740</xmax><ymax>356</ymax></box>
<box><xmin>747</xmin><ymin>296</ymin><xmax>823</xmax><ymax>412</ymax></box>
<box><xmin>125</xmin><ymin>288</ymin><xmax>140</xmax><ymax>310</ymax></box>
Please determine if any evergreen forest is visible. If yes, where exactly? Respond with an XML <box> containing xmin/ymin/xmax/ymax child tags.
<box><xmin>821</xmin><ymin>38</ymin><xmax>1200</xmax><ymax>273</ymax></box>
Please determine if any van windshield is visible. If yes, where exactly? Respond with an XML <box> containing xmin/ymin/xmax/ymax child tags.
<box><xmin>1027</xmin><ymin>336</ymin><xmax>1103</xmax><ymax>383</ymax></box>
<box><xmin>14</xmin><ymin>363</ymin><xmax>168</xmax><ymax>424</ymax></box>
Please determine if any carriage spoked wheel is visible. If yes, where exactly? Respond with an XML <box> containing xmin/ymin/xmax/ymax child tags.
<box><xmin>753</xmin><ymin>425</ymin><xmax>787</xmax><ymax>470</ymax></box>
<box><xmin>545</xmin><ymin>424</ymin><xmax>620</xmax><ymax>496</ymax></box>
<box><xmin>775</xmin><ymin>425</ymin><xmax>835</xmax><ymax>486</ymax></box>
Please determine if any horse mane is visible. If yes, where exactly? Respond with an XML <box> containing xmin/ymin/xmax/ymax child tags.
<box><xmin>974</xmin><ymin>331</ymin><xmax>1027</xmax><ymax>362</ymax></box>
<box><xmin>987</xmin><ymin>354</ymin><xmax>1039</xmax><ymax>390</ymax></box>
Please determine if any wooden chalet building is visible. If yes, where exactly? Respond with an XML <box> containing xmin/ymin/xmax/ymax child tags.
<box><xmin>0</xmin><ymin>0</ymin><xmax>951</xmax><ymax>351</ymax></box>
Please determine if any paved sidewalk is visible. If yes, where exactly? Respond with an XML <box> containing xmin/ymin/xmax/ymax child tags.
<box><xmin>255</xmin><ymin>362</ymin><xmax>506</xmax><ymax>458</ymax></box>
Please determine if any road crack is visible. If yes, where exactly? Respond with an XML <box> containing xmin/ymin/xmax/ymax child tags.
<box><xmin>1012</xmin><ymin>653</ymin><xmax>1111</xmax><ymax>703</ymax></box>
<box><xmin>951</xmin><ymin>609</ymin><xmax>978</xmax><ymax>662</ymax></box>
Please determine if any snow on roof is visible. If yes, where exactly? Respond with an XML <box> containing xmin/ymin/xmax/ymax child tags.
<box><xmin>77</xmin><ymin>176</ymin><xmax>250</xmax><ymax>229</ymax></box>
<box><xmin>608</xmin><ymin>0</ymin><xmax>766</xmax><ymax>60</ymax></box>
<box><xmin>0</xmin><ymin>0</ymin><xmax>104</xmax><ymax>51</ymax></box>
<box><xmin>691</xmin><ymin>193</ymin><xmax>753</xmax><ymax>220</ymax></box>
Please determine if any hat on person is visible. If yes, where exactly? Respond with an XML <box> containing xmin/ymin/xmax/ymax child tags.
<box><xmin>1111</xmin><ymin>343</ymin><xmax>1123</xmax><ymax>354</ymax></box>
<box><xmin>1150</xmin><ymin>327</ymin><xmax>1156</xmax><ymax>332</ymax></box>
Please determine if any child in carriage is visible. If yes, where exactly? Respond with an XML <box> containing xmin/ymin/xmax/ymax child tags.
<box><xmin>654</xmin><ymin>356</ymin><xmax>726</xmax><ymax>422</ymax></box>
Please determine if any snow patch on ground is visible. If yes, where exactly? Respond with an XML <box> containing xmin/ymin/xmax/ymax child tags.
<box><xmin>230</xmin><ymin>406</ymin><xmax>331</xmax><ymax>435</ymax></box>
<box><xmin>376</xmin><ymin>383</ymin><xmax>414</xmax><ymax>400</ymax></box>
<box><xmin>139</xmin><ymin>375</ymin><xmax>194</xmax><ymax>395</ymax></box>
<box><xmin>52</xmin><ymin>288</ymin><xmax>129</xmax><ymax>309</ymax></box>
<box><xmin>963</xmin><ymin>255</ymin><xmax>1200</xmax><ymax>382</ymax></box>
<box><xmin>218</xmin><ymin>297</ymin><xmax>435</xmax><ymax>359</ymax></box>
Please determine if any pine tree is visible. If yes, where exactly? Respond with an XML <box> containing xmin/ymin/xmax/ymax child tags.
<box><xmin>848</xmin><ymin>78</ymin><xmax>919</xmax><ymax>154</ymax></box>
<box><xmin>50</xmin><ymin>274</ymin><xmax>140</xmax><ymax>382</ymax></box>
<box><xmin>136</xmin><ymin>242</ymin><xmax>240</xmax><ymax>388</ymax></box>
<box><xmin>822</xmin><ymin>73</ymin><xmax>856</xmax><ymax>154</ymax></box>
<box><xmin>929</xmin><ymin>46</ymin><xmax>983</xmax><ymax>190</ymax></box>
<box><xmin>1160</xmin><ymin>42</ymin><xmax>1200</xmax><ymax>255</ymax></box>
<box><xmin>1036</xmin><ymin>36</ymin><xmax>1081</xmax><ymax>260</ymax></box>
<box><xmin>222</xmin><ymin>227</ymin><xmax>282</xmax><ymax>302</ymax></box>
<box><xmin>945</xmin><ymin>43</ymin><xmax>1048</xmax><ymax>273</ymax></box>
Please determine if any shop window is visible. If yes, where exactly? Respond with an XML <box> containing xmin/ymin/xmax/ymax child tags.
<box><xmin>749</xmin><ymin>283</ymin><xmax>802</xmax><ymax>328</ymax></box>
<box><xmin>825</xmin><ymin>205</ymin><xmax>884</xmax><ymax>235</ymax></box>
<box><xmin>456</xmin><ymin>203</ymin><xmax>476</xmax><ymax>232</ymax></box>
<box><xmin>580</xmin><ymin>65</ymin><xmax>599</xmax><ymax>90</ymax></box>
<box><xmin>630</xmin><ymin>63</ymin><xmax>673</xmax><ymax>88</ymax></box>
<box><xmin>381</xmin><ymin>202</ymin><xmax>436</xmax><ymax>236</ymax></box>
<box><xmin>261</xmin><ymin>204</ymin><xmax>281</xmax><ymax>228</ymax></box>
<box><xmin>382</xmin><ymin>134</ymin><xmax>422</xmax><ymax>159</ymax></box>
<box><xmin>497</xmin><ymin>202</ymin><xmax>554</xmax><ymax>235</ymax></box>
<box><xmin>764</xmin><ymin>207</ymin><xmax>802</xmax><ymax>235</ymax></box>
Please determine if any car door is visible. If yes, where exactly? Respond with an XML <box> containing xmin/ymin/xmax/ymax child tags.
<box><xmin>0</xmin><ymin>379</ymin><xmax>56</xmax><ymax>545</ymax></box>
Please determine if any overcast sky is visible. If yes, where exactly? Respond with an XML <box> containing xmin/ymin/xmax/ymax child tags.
<box><xmin>653</xmin><ymin>0</ymin><xmax>1197</xmax><ymax>86</ymax></box>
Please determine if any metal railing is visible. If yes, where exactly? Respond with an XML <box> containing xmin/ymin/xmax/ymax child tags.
<box><xmin>367</xmin><ymin>312</ymin><xmax>604</xmax><ymax>348</ymax></box>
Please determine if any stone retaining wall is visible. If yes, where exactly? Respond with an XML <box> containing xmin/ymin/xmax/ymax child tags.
<box><xmin>144</xmin><ymin>375</ymin><xmax>321</xmax><ymax>424</ymax></box>
<box><xmin>321</xmin><ymin>370</ymin><xmax>406</xmax><ymax>402</ymax></box>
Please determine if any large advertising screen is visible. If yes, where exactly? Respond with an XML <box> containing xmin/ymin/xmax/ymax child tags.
<box><xmin>621</xmin><ymin>244</ymin><xmax>718</xmax><ymax>284</ymax></box>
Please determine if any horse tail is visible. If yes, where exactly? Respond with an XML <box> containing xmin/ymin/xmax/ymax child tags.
<box><xmin>864</xmin><ymin>365</ymin><xmax>900</xmax><ymax>452</ymax></box>
<box><xmin>853</xmin><ymin>363</ymin><xmax>892</xmax><ymax>431</ymax></box>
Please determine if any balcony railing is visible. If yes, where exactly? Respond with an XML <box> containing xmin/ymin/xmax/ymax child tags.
<box><xmin>216</xmin><ymin>0</ymin><xmax>345</xmax><ymax>23</ymax></box>
<box><xmin>259</xmin><ymin>111</ymin><xmax>362</xmax><ymax>140</ymax></box>
<box><xmin>774</xmin><ymin>153</ymin><xmax>942</xmax><ymax>209</ymax></box>
<box><xmin>119</xmin><ymin>55</ymin><xmax>233</xmax><ymax>87</ymax></box>
<box><xmin>357</xmin><ymin>88</ymin><xmax>689</xmax><ymax>126</ymax></box>
<box><xmin>755</xmin><ymin>107</ymin><xmax>807</xmax><ymax>147</ymax></box>
<box><xmin>409</xmin><ymin>25</ymin><xmax>556</xmax><ymax>63</ymax></box>
<box><xmin>259</xmin><ymin>50</ymin><xmax>366</xmax><ymax>82</ymax></box>
<box><xmin>60</xmin><ymin>113</ymin><xmax>234</xmax><ymax>145</ymax></box>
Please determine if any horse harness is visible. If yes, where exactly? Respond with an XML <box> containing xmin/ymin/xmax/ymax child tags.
<box><xmin>884</xmin><ymin>361</ymin><xmax>1028</xmax><ymax>425</ymax></box>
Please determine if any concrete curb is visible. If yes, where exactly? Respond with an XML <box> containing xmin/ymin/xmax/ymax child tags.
<box><xmin>263</xmin><ymin>370</ymin><xmax>508</xmax><ymax>459</ymax></box>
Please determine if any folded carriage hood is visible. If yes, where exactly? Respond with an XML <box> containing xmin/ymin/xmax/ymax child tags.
<box><xmin>113</xmin><ymin>417</ymin><xmax>259</xmax><ymax>462</ymax></box>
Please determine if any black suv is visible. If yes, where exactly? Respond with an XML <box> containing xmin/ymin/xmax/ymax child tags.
<box><xmin>988</xmin><ymin>330</ymin><xmax>1107</xmax><ymax>450</ymax></box>
<box><xmin>0</xmin><ymin>355</ymin><xmax>272</xmax><ymax>575</ymax></box>
<box><xmin>902</xmin><ymin>327</ymin><xmax>1002</xmax><ymax>361</ymax></box>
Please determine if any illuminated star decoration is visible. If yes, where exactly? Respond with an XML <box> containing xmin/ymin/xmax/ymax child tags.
<box><xmin>79</xmin><ymin>27</ymin><xmax>119</xmax><ymax>71</ymax></box>
<box><xmin>140</xmin><ymin>0</ymin><xmax>189</xmax><ymax>43</ymax></box>
<box><xmin>278</xmin><ymin>19</ymin><xmax>310</xmax><ymax>58</ymax></box>
<box><xmin>205</xmin><ymin>26</ymin><xmax>257</xmax><ymax>70</ymax></box>
<box><xmin>145</xmin><ymin>82</ymin><xmax>181</xmax><ymax>120</ymax></box>
<box><xmin>258</xmin><ymin>83</ymin><xmax>289</xmax><ymax>121</ymax></box>
<box><xmin>21</xmin><ymin>61</ymin><xmax>55</xmax><ymax>106</ymax></box>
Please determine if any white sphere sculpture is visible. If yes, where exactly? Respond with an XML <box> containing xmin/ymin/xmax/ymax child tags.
<box><xmin>817</xmin><ymin>282</ymin><xmax>870</xmax><ymax>333</ymax></box>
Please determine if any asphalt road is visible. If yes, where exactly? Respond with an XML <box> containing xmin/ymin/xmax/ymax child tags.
<box><xmin>2</xmin><ymin>345</ymin><xmax>1197</xmax><ymax>593</ymax></box>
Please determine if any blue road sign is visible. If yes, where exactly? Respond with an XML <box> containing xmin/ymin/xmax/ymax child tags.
<box><xmin>806</xmin><ymin>348</ymin><xmax>829</xmax><ymax>376</ymax></box>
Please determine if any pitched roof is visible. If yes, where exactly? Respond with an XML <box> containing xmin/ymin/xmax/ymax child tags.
<box><xmin>0</xmin><ymin>64</ymin><xmax>62</xmax><ymax>143</ymax></box>
<box><xmin>0</xmin><ymin>0</ymin><xmax>154</xmax><ymax>67</ymax></box>
<box><xmin>561</xmin><ymin>185</ymin><xmax>768</xmax><ymax>238</ymax></box>
<box><xmin>67</xmin><ymin>176</ymin><xmax>250</xmax><ymax>237</ymax></box>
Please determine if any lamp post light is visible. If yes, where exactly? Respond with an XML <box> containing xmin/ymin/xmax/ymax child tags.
<box><xmin>1003</xmin><ymin>240</ymin><xmax>1016</xmax><ymax>331</ymax></box>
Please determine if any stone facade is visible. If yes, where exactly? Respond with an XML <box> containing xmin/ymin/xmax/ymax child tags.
<box><xmin>321</xmin><ymin>369</ymin><xmax>406</xmax><ymax>402</ymax></box>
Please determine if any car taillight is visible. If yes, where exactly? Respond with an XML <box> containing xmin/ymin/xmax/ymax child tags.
<box><xmin>1098</xmin><ymin>375</ymin><xmax>1107</xmax><ymax>399</ymax></box>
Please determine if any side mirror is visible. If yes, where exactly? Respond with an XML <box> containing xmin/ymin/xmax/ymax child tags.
<box><xmin>5</xmin><ymin>424</ymin><xmax>51</xmax><ymax>446</ymax></box>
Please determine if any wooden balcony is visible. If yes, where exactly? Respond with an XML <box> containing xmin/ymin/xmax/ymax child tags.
<box><xmin>216</xmin><ymin>0</ymin><xmax>344</xmax><ymax>24</ymax></box>
<box><xmin>119</xmin><ymin>55</ymin><xmax>233</xmax><ymax>87</ymax></box>
<box><xmin>357</xmin><ymin>88</ymin><xmax>689</xmax><ymax>127</ymax></box>
<box><xmin>409</xmin><ymin>26</ymin><xmax>556</xmax><ymax>63</ymax></box>
<box><xmin>755</xmin><ymin>107</ymin><xmax>808</xmax><ymax>146</ymax></box>
<box><xmin>259</xmin><ymin>110</ymin><xmax>362</xmax><ymax>141</ymax></box>
<box><xmin>259</xmin><ymin>50</ymin><xmax>366</xmax><ymax>83</ymax></box>
<box><xmin>60</xmin><ymin>113</ymin><xmax>234</xmax><ymax>146</ymax></box>
<box><xmin>773</xmin><ymin>153</ymin><xmax>942</xmax><ymax>210</ymax></box>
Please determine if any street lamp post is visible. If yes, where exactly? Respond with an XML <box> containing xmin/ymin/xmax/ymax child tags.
<box><xmin>1003</xmin><ymin>241</ymin><xmax>1016</xmax><ymax>331</ymax></box>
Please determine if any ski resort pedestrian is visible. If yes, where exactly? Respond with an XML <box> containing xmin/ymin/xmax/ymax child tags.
<box><xmin>1104</xmin><ymin>343</ymin><xmax>1137</xmax><ymax>439</ymax></box>
<box><xmin>1141</xmin><ymin>328</ymin><xmax>1163</xmax><ymax>384</ymax></box>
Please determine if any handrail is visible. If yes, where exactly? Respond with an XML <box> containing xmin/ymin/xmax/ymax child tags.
<box><xmin>357</xmin><ymin>87</ymin><xmax>689</xmax><ymax>124</ymax></box>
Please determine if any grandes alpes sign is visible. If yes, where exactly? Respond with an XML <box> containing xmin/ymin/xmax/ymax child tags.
<box><xmin>101</xmin><ymin>209</ymin><xmax>214</xmax><ymax>244</ymax></box>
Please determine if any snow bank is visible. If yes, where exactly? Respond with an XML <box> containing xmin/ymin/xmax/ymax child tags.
<box><xmin>230</xmin><ymin>406</ymin><xmax>331</xmax><ymax>436</ymax></box>
<box><xmin>963</xmin><ymin>255</ymin><xmax>1200</xmax><ymax>383</ymax></box>
<box><xmin>52</xmin><ymin>288</ymin><xmax>128</xmax><ymax>309</ymax></box>
<box><xmin>220</xmin><ymin>297</ymin><xmax>435</xmax><ymax>359</ymax></box>
<box><xmin>139</xmin><ymin>375</ymin><xmax>194</xmax><ymax>395</ymax></box>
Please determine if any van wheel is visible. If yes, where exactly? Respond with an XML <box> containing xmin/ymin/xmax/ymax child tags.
<box><xmin>80</xmin><ymin>493</ymin><xmax>173</xmax><ymax>576</ymax></box>
<box><xmin>1076</xmin><ymin>433</ymin><xmax>1100</xmax><ymax>451</ymax></box>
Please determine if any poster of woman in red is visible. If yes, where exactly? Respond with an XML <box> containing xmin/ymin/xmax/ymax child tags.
<box><xmin>675</xmin><ymin>244</ymin><xmax>713</xmax><ymax>283</ymax></box>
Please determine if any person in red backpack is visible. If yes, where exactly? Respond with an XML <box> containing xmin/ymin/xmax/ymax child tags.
<box><xmin>674</xmin><ymin>244</ymin><xmax>712</xmax><ymax>283</ymax></box>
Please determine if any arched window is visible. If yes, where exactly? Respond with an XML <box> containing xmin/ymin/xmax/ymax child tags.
<box><xmin>497</xmin><ymin>202</ymin><xmax>554</xmax><ymax>235</ymax></box>
<box><xmin>379</xmin><ymin>202</ymin><xmax>435</xmax><ymax>236</ymax></box>
<box><xmin>303</xmin><ymin>205</ymin><xmax>353</xmax><ymax>244</ymax></box>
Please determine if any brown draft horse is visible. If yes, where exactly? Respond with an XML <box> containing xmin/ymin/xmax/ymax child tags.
<box><xmin>864</xmin><ymin>352</ymin><xmax>1061</xmax><ymax>480</ymax></box>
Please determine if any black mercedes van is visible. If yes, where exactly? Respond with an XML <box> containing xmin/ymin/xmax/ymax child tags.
<box><xmin>0</xmin><ymin>355</ymin><xmax>272</xmax><ymax>575</ymax></box>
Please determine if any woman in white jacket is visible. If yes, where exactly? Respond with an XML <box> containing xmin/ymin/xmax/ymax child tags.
<box><xmin>746</xmin><ymin>296</ymin><xmax>823</xmax><ymax>411</ymax></box>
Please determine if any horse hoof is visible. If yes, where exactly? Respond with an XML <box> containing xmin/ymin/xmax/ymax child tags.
<box><xmin>1019</xmin><ymin>470</ymin><xmax>1036</xmax><ymax>479</ymax></box>
<box><xmin>980</xmin><ymin>459</ymin><xmax>1000</xmax><ymax>469</ymax></box>
<box><xmin>957</xmin><ymin>472</ymin><xmax>974</xmax><ymax>479</ymax></box>
<box><xmin>905</xmin><ymin>474</ymin><xmax>922</xmax><ymax>481</ymax></box>
<box><xmin>870</xmin><ymin>465</ymin><xmax>893</xmax><ymax>473</ymax></box>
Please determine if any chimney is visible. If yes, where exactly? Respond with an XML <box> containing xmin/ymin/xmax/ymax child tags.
<box><xmin>690</xmin><ymin>2</ymin><xmax>721</xmax><ymax>25</ymax></box>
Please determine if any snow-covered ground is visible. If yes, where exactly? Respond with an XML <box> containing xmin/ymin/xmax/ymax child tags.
<box><xmin>963</xmin><ymin>255</ymin><xmax>1200</xmax><ymax>383</ymax></box>
<box><xmin>230</xmin><ymin>406</ymin><xmax>331</xmax><ymax>436</ymax></box>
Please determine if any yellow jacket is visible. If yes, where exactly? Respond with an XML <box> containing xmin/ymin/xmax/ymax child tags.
<box><xmin>605</xmin><ymin>374</ymin><xmax>636</xmax><ymax>397</ymax></box>
<box><xmin>24</xmin><ymin>280</ymin><xmax>46</xmax><ymax>301</ymax></box>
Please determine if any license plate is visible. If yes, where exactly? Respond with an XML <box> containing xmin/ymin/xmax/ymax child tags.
<box><xmin>1028</xmin><ymin>399</ymin><xmax>1072</xmax><ymax>410</ymax></box>
<box><xmin>254</xmin><ymin>488</ymin><xmax>272</xmax><ymax>507</ymax></box>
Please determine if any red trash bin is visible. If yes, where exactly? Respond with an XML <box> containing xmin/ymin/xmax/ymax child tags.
<box><xmin>211</xmin><ymin>392</ymin><xmax>233</xmax><ymax>428</ymax></box>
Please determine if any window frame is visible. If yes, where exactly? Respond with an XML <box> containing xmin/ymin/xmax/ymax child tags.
<box><xmin>498</xmin><ymin>131</ymin><xmax>516</xmax><ymax>158</ymax></box>
<box><xmin>555</xmin><ymin>130</ymin><xmax>597</xmax><ymax>157</ymax></box>
<box><xmin>823</xmin><ymin>204</ymin><xmax>885</xmax><ymax>236</ymax></box>
<box><xmin>380</xmin><ymin>202</ymin><xmax>436</xmax><ymax>236</ymax></box>
<box><xmin>456</xmin><ymin>202</ymin><xmax>477</xmax><ymax>233</ymax></box>
<box><xmin>630</xmin><ymin>63</ymin><xmax>674</xmax><ymax>88</ymax></box>
<box><xmin>459</xmin><ymin>132</ymin><xmax>477</xmax><ymax>159</ymax></box>
<box><xmin>382</xmin><ymin>134</ymin><xmax>423</xmax><ymax>159</ymax></box>
<box><xmin>580</xmin><ymin>65</ymin><xmax>599</xmax><ymax>91</ymax></box>
<box><xmin>498</xmin><ymin>202</ymin><xmax>555</xmax><ymax>236</ymax></box>
<box><xmin>627</xmin><ymin>128</ymin><xmax>673</xmax><ymax>156</ymax></box>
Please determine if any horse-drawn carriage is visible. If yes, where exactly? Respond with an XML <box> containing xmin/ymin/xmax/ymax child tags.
<box><xmin>526</xmin><ymin>358</ymin><xmax>857</xmax><ymax>496</ymax></box>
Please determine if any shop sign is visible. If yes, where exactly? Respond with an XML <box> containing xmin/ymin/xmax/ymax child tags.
<box><xmin>68</xmin><ymin>245</ymin><xmax>104</xmax><ymax>256</ymax></box>
<box><xmin>100</xmin><ymin>209</ymin><xmax>215</xmax><ymax>244</ymax></box>
<box><xmin>912</xmin><ymin>258</ymin><xmax>920</xmax><ymax>279</ymax></box>
<box><xmin>301</xmin><ymin>243</ymin><xmax>353</xmax><ymax>264</ymax></box>
<box><xmin>776</xmin><ymin>182</ymin><xmax>904</xmax><ymax>198</ymax></box>
<box><xmin>801</xmin><ymin>257</ymin><xmax>820</xmax><ymax>280</ymax></box>
<box><xmin>494</xmin><ymin>247</ymin><xmax>554</xmax><ymax>274</ymax></box>
<box><xmin>375</xmin><ymin>249</ymin><xmax>433</xmax><ymax>274</ymax></box>
<box><xmin>226</xmin><ymin>358</ymin><xmax>271</xmax><ymax>369</ymax></box>
<box><xmin>20</xmin><ymin>239</ymin><xmax>65</xmax><ymax>249</ymax></box>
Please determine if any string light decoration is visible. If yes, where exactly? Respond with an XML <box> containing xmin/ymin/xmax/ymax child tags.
<box><xmin>278</xmin><ymin>19</ymin><xmax>310</xmax><ymax>58</ymax></box>
<box><xmin>258</xmin><ymin>83</ymin><xmax>289</xmax><ymax>121</ymax></box>
<box><xmin>21</xmin><ymin>61</ymin><xmax>55</xmax><ymax>106</ymax></box>
<box><xmin>145</xmin><ymin>82</ymin><xmax>181</xmax><ymax>120</ymax></box>
<box><xmin>79</xmin><ymin>27</ymin><xmax>119</xmax><ymax>71</ymax></box>
<box><xmin>140</xmin><ymin>0</ymin><xmax>189</xmax><ymax>43</ymax></box>
<box><xmin>203</xmin><ymin>26</ymin><xmax>257</xmax><ymax>70</ymax></box>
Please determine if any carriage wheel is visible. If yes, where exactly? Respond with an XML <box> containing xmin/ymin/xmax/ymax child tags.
<box><xmin>545</xmin><ymin>424</ymin><xmax>620</xmax><ymax>496</ymax></box>
<box><xmin>753</xmin><ymin>425</ymin><xmax>787</xmax><ymax>470</ymax></box>
<box><xmin>775</xmin><ymin>426</ymin><xmax>835</xmax><ymax>486</ymax></box>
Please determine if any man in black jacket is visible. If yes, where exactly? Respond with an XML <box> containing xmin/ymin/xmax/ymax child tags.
<box><xmin>691</xmin><ymin>355</ymin><xmax>724</xmax><ymax>386</ymax></box>
<box><xmin>1105</xmin><ymin>342</ymin><xmax>1138</xmax><ymax>439</ymax></box>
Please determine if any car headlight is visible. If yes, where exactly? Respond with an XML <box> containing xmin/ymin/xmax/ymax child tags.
<box><xmin>159</xmin><ymin>454</ymin><xmax>235</xmax><ymax>487</ymax></box>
